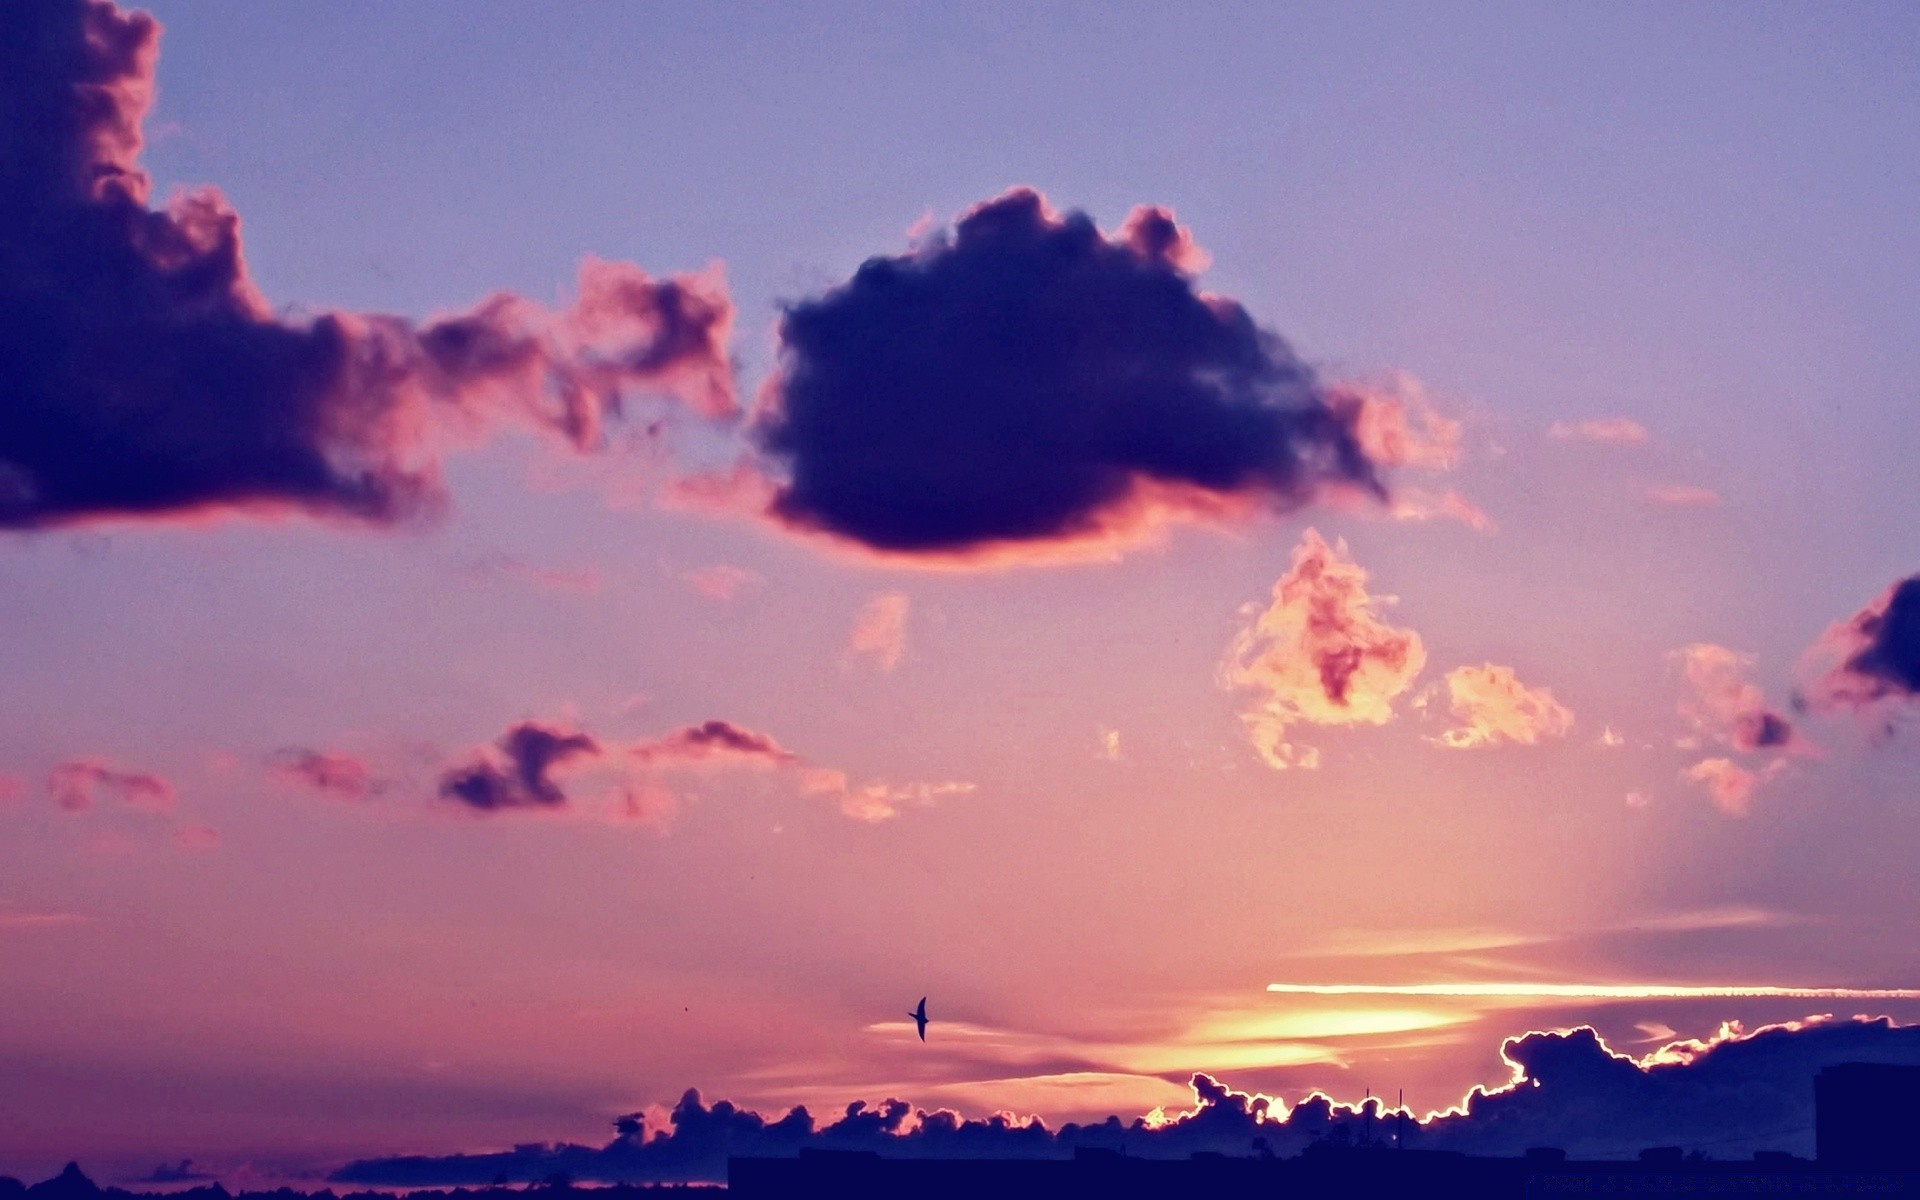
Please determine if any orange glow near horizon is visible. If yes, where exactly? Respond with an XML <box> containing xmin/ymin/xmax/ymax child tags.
<box><xmin>1267</xmin><ymin>982</ymin><xmax>1920</xmax><ymax>999</ymax></box>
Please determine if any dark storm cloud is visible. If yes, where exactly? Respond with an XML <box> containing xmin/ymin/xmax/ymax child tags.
<box><xmin>331</xmin><ymin>1016</ymin><xmax>1920</xmax><ymax>1185</ymax></box>
<box><xmin>1805</xmin><ymin>575</ymin><xmax>1920</xmax><ymax>710</ymax></box>
<box><xmin>0</xmin><ymin>0</ymin><xmax>732</xmax><ymax>531</ymax></box>
<box><xmin>753</xmin><ymin>189</ymin><xmax>1380</xmax><ymax>559</ymax></box>
<box><xmin>438</xmin><ymin>722</ymin><xmax>600</xmax><ymax>812</ymax></box>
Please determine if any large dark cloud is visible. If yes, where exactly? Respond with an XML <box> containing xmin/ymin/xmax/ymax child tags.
<box><xmin>332</xmin><ymin>1016</ymin><xmax>1920</xmax><ymax>1185</ymax></box>
<box><xmin>753</xmin><ymin>190</ymin><xmax>1380</xmax><ymax>560</ymax></box>
<box><xmin>438</xmin><ymin>722</ymin><xmax>600</xmax><ymax>812</ymax></box>
<box><xmin>0</xmin><ymin>0</ymin><xmax>731</xmax><ymax>531</ymax></box>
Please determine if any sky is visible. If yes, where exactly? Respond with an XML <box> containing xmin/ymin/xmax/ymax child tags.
<box><xmin>3</xmin><ymin>0</ymin><xmax>1920</xmax><ymax>1185</ymax></box>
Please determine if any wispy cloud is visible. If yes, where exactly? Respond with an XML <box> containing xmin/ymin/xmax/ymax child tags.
<box><xmin>844</xmin><ymin>592</ymin><xmax>910</xmax><ymax>672</ymax></box>
<box><xmin>1646</xmin><ymin>484</ymin><xmax>1721</xmax><ymax>507</ymax></box>
<box><xmin>1549</xmin><ymin>417</ymin><xmax>1649</xmax><ymax>444</ymax></box>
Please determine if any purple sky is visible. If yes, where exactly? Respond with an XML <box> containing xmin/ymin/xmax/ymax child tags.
<box><xmin>2</xmin><ymin>0</ymin><xmax>1919</xmax><ymax>1185</ymax></box>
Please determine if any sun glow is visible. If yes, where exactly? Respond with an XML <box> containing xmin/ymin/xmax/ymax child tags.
<box><xmin>1267</xmin><ymin>982</ymin><xmax>1920</xmax><ymax>999</ymax></box>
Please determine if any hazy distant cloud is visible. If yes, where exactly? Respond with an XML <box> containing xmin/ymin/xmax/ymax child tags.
<box><xmin>174</xmin><ymin>824</ymin><xmax>220</xmax><ymax>850</ymax></box>
<box><xmin>439</xmin><ymin>721</ymin><xmax>601</xmax><ymax>812</ymax></box>
<box><xmin>0</xmin><ymin>0</ymin><xmax>732</xmax><ymax>531</ymax></box>
<box><xmin>1645</xmin><ymin>484</ymin><xmax>1720</xmax><ymax>507</ymax></box>
<box><xmin>1548</xmin><ymin>417</ymin><xmax>1649</xmax><ymax>444</ymax></box>
<box><xmin>747</xmin><ymin>189</ymin><xmax>1383</xmax><ymax>564</ymax></box>
<box><xmin>1098</xmin><ymin>728</ymin><xmax>1122</xmax><ymax>761</ymax></box>
<box><xmin>0</xmin><ymin>774</ymin><xmax>22</xmax><ymax>805</ymax></box>
<box><xmin>1386</xmin><ymin>487</ymin><xmax>1495</xmax><ymax>533</ymax></box>
<box><xmin>333</xmin><ymin>1016</ymin><xmax>1920</xmax><ymax>1184</ymax></box>
<box><xmin>1222</xmin><ymin>530</ymin><xmax>1426</xmax><ymax>768</ymax></box>
<box><xmin>1681</xmin><ymin>755</ymin><xmax>1783</xmax><ymax>817</ymax></box>
<box><xmin>1673</xmin><ymin>643</ymin><xmax>1798</xmax><ymax>752</ymax></box>
<box><xmin>0</xmin><ymin>909</ymin><xmax>88</xmax><ymax>930</ymax></box>
<box><xmin>270</xmin><ymin>748</ymin><xmax>382</xmax><ymax>800</ymax></box>
<box><xmin>629</xmin><ymin>720</ymin><xmax>797</xmax><ymax>768</ymax></box>
<box><xmin>458</xmin><ymin>556</ymin><xmax>603</xmax><ymax>596</ymax></box>
<box><xmin>805</xmin><ymin>772</ymin><xmax>975</xmax><ymax>822</ymax></box>
<box><xmin>133</xmin><ymin>1161</ymin><xmax>218</xmax><ymax>1185</ymax></box>
<box><xmin>675</xmin><ymin>563</ymin><xmax>762</xmax><ymax>602</ymax></box>
<box><xmin>46</xmin><ymin>758</ymin><xmax>176</xmax><ymax>813</ymax></box>
<box><xmin>845</xmin><ymin>592</ymin><xmax>910</xmax><ymax>672</ymax></box>
<box><xmin>1800</xmin><ymin>574</ymin><xmax>1920</xmax><ymax>711</ymax></box>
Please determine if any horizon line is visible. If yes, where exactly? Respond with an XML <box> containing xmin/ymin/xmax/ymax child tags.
<box><xmin>1265</xmin><ymin>983</ymin><xmax>1920</xmax><ymax>999</ymax></box>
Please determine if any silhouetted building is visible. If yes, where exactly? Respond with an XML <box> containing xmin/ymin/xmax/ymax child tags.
<box><xmin>1817</xmin><ymin>1061</ymin><xmax>1920</xmax><ymax>1170</ymax></box>
<box><xmin>730</xmin><ymin>1144</ymin><xmax>1912</xmax><ymax>1199</ymax></box>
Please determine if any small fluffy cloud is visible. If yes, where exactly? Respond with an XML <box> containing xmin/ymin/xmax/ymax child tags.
<box><xmin>750</xmin><ymin>189</ymin><xmax>1384</xmax><ymax>564</ymax></box>
<box><xmin>1433</xmin><ymin>664</ymin><xmax>1574</xmax><ymax>749</ymax></box>
<box><xmin>0</xmin><ymin>0</ymin><xmax>732</xmax><ymax>532</ymax></box>
<box><xmin>1221</xmin><ymin>530</ymin><xmax>1426</xmax><ymax>768</ymax></box>
<box><xmin>1801</xmin><ymin>574</ymin><xmax>1920</xmax><ymax>712</ymax></box>
<box><xmin>46</xmin><ymin>759</ymin><xmax>176</xmax><ymax>812</ymax></box>
<box><xmin>1548</xmin><ymin>417</ymin><xmax>1649</xmax><ymax>444</ymax></box>
<box><xmin>629</xmin><ymin>720</ymin><xmax>798</xmax><ymax>768</ymax></box>
<box><xmin>1681</xmin><ymin>756</ymin><xmax>1784</xmax><ymax>817</ymax></box>
<box><xmin>677</xmin><ymin>563</ymin><xmax>762</xmax><ymax>602</ymax></box>
<box><xmin>271</xmin><ymin>748</ymin><xmax>382</xmax><ymax>800</ymax></box>
<box><xmin>438</xmin><ymin>722</ymin><xmax>601</xmax><ymax>812</ymax></box>
<box><xmin>1674</xmin><ymin>643</ymin><xmax>1797</xmax><ymax>752</ymax></box>
<box><xmin>845</xmin><ymin>592</ymin><xmax>910</xmax><ymax>672</ymax></box>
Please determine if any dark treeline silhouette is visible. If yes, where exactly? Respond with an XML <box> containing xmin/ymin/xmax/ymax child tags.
<box><xmin>0</xmin><ymin>1165</ymin><xmax>709</xmax><ymax>1200</ymax></box>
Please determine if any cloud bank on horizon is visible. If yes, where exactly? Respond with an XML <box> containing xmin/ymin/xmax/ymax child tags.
<box><xmin>328</xmin><ymin>1015</ymin><xmax>1920</xmax><ymax>1185</ymax></box>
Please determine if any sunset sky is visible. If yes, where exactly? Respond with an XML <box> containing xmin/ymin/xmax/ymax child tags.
<box><xmin>3</xmin><ymin>0</ymin><xmax>1919</xmax><ymax>1184</ymax></box>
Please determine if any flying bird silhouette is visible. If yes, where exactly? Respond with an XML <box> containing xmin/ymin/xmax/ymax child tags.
<box><xmin>909</xmin><ymin>997</ymin><xmax>929</xmax><ymax>1041</ymax></box>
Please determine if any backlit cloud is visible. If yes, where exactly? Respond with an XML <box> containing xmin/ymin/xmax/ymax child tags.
<box><xmin>749</xmin><ymin>189</ymin><xmax>1383</xmax><ymax>564</ymax></box>
<box><xmin>1221</xmin><ymin>530</ymin><xmax>1426</xmax><ymax>769</ymax></box>
<box><xmin>0</xmin><ymin>0</ymin><xmax>732</xmax><ymax>531</ymax></box>
<box><xmin>1432</xmin><ymin>664</ymin><xmax>1573</xmax><ymax>749</ymax></box>
<box><xmin>844</xmin><ymin>592</ymin><xmax>910</xmax><ymax>672</ymax></box>
<box><xmin>1800</xmin><ymin>573</ymin><xmax>1920</xmax><ymax>711</ymax></box>
<box><xmin>333</xmin><ymin>1017</ymin><xmax>1920</xmax><ymax>1183</ymax></box>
